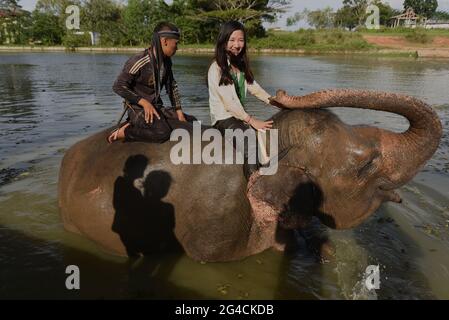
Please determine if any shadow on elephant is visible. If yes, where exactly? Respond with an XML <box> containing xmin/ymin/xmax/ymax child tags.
<box><xmin>112</xmin><ymin>154</ymin><xmax>182</xmax><ymax>257</ymax></box>
<box><xmin>111</xmin><ymin>154</ymin><xmax>198</xmax><ymax>297</ymax></box>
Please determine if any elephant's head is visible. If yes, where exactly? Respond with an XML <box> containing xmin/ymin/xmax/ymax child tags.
<box><xmin>248</xmin><ymin>89</ymin><xmax>442</xmax><ymax>229</ymax></box>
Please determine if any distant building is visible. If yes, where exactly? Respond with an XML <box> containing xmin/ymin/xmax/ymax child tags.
<box><xmin>0</xmin><ymin>1</ymin><xmax>23</xmax><ymax>18</ymax></box>
<box><xmin>425</xmin><ymin>20</ymin><xmax>449</xmax><ymax>29</ymax></box>
<box><xmin>0</xmin><ymin>3</ymin><xmax>27</xmax><ymax>44</ymax></box>
<box><xmin>390</xmin><ymin>8</ymin><xmax>427</xmax><ymax>28</ymax></box>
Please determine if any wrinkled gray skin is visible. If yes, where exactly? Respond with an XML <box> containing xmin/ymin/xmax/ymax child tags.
<box><xmin>58</xmin><ymin>89</ymin><xmax>442</xmax><ymax>262</ymax></box>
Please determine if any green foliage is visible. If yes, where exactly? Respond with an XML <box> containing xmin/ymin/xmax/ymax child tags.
<box><xmin>334</xmin><ymin>0</ymin><xmax>398</xmax><ymax>29</ymax></box>
<box><xmin>319</xmin><ymin>29</ymin><xmax>368</xmax><ymax>48</ymax></box>
<box><xmin>321</xmin><ymin>29</ymin><xmax>345</xmax><ymax>44</ymax></box>
<box><xmin>359</xmin><ymin>26</ymin><xmax>449</xmax><ymax>36</ymax></box>
<box><xmin>306</xmin><ymin>7</ymin><xmax>335</xmax><ymax>29</ymax></box>
<box><xmin>121</xmin><ymin>0</ymin><xmax>150</xmax><ymax>46</ymax></box>
<box><xmin>35</xmin><ymin>0</ymin><xmax>78</xmax><ymax>15</ymax></box>
<box><xmin>340</xmin><ymin>0</ymin><xmax>368</xmax><ymax>28</ymax></box>
<box><xmin>0</xmin><ymin>12</ymin><xmax>32</xmax><ymax>44</ymax></box>
<box><xmin>62</xmin><ymin>30</ymin><xmax>90</xmax><ymax>48</ymax></box>
<box><xmin>162</xmin><ymin>0</ymin><xmax>205</xmax><ymax>44</ymax></box>
<box><xmin>193</xmin><ymin>0</ymin><xmax>287</xmax><ymax>22</ymax></box>
<box><xmin>405</xmin><ymin>28</ymin><xmax>432</xmax><ymax>43</ymax></box>
<box><xmin>432</xmin><ymin>10</ymin><xmax>449</xmax><ymax>20</ymax></box>
<box><xmin>286</xmin><ymin>12</ymin><xmax>303</xmax><ymax>27</ymax></box>
<box><xmin>81</xmin><ymin>0</ymin><xmax>124</xmax><ymax>45</ymax></box>
<box><xmin>120</xmin><ymin>0</ymin><xmax>212</xmax><ymax>45</ymax></box>
<box><xmin>0</xmin><ymin>0</ymin><xmax>32</xmax><ymax>45</ymax></box>
<box><xmin>371</xmin><ymin>0</ymin><xmax>398</xmax><ymax>25</ymax></box>
<box><xmin>287</xmin><ymin>7</ymin><xmax>336</xmax><ymax>29</ymax></box>
<box><xmin>334</xmin><ymin>5</ymin><xmax>359</xmax><ymax>29</ymax></box>
<box><xmin>296</xmin><ymin>29</ymin><xmax>316</xmax><ymax>45</ymax></box>
<box><xmin>15</xmin><ymin>0</ymin><xmax>290</xmax><ymax>46</ymax></box>
<box><xmin>249</xmin><ymin>29</ymin><xmax>370</xmax><ymax>51</ymax></box>
<box><xmin>249</xmin><ymin>31</ymin><xmax>314</xmax><ymax>49</ymax></box>
<box><xmin>30</xmin><ymin>10</ymin><xmax>64</xmax><ymax>44</ymax></box>
<box><xmin>32</xmin><ymin>0</ymin><xmax>83</xmax><ymax>45</ymax></box>
<box><xmin>192</xmin><ymin>0</ymin><xmax>288</xmax><ymax>39</ymax></box>
<box><xmin>403</xmin><ymin>0</ymin><xmax>438</xmax><ymax>18</ymax></box>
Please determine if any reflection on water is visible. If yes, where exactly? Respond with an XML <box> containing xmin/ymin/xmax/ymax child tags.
<box><xmin>0</xmin><ymin>53</ymin><xmax>448</xmax><ymax>299</ymax></box>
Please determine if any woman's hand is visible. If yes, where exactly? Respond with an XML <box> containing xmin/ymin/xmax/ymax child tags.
<box><xmin>138</xmin><ymin>98</ymin><xmax>160</xmax><ymax>124</ymax></box>
<box><xmin>248</xmin><ymin>117</ymin><xmax>273</xmax><ymax>131</ymax></box>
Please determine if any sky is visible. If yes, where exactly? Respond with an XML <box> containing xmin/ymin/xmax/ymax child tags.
<box><xmin>16</xmin><ymin>0</ymin><xmax>449</xmax><ymax>29</ymax></box>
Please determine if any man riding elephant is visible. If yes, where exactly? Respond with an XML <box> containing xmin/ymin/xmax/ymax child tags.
<box><xmin>108</xmin><ymin>21</ymin><xmax>197</xmax><ymax>144</ymax></box>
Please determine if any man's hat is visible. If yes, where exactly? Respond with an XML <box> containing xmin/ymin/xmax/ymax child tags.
<box><xmin>157</xmin><ymin>30</ymin><xmax>180</xmax><ymax>40</ymax></box>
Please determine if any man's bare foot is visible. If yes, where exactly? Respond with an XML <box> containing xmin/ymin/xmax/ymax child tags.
<box><xmin>107</xmin><ymin>123</ymin><xmax>130</xmax><ymax>144</ymax></box>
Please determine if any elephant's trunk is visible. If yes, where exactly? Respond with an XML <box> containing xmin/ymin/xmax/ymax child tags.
<box><xmin>271</xmin><ymin>89</ymin><xmax>442</xmax><ymax>188</ymax></box>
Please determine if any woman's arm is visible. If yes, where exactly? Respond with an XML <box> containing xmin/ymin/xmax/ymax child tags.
<box><xmin>247</xmin><ymin>80</ymin><xmax>271</xmax><ymax>104</ymax></box>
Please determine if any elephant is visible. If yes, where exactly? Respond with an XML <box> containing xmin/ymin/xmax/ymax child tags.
<box><xmin>58</xmin><ymin>89</ymin><xmax>442</xmax><ymax>262</ymax></box>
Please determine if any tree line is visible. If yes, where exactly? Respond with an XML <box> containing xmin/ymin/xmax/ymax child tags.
<box><xmin>0</xmin><ymin>0</ymin><xmax>288</xmax><ymax>45</ymax></box>
<box><xmin>1</xmin><ymin>0</ymin><xmax>448</xmax><ymax>46</ymax></box>
<box><xmin>287</xmin><ymin>0</ymin><xmax>448</xmax><ymax>30</ymax></box>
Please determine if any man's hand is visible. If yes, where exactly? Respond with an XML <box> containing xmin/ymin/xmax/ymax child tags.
<box><xmin>138</xmin><ymin>98</ymin><xmax>160</xmax><ymax>124</ymax></box>
<box><xmin>176</xmin><ymin>109</ymin><xmax>186</xmax><ymax>122</ymax></box>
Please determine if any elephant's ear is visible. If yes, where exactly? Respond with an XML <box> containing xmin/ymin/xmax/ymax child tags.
<box><xmin>247</xmin><ymin>155</ymin><xmax>321</xmax><ymax>229</ymax></box>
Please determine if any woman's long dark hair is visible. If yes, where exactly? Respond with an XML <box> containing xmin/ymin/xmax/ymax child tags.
<box><xmin>214</xmin><ymin>21</ymin><xmax>254</xmax><ymax>86</ymax></box>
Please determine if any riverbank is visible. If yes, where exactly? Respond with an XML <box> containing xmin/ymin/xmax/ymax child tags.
<box><xmin>2</xmin><ymin>30</ymin><xmax>449</xmax><ymax>58</ymax></box>
<box><xmin>1</xmin><ymin>44</ymin><xmax>449</xmax><ymax>58</ymax></box>
<box><xmin>361</xmin><ymin>34</ymin><xmax>449</xmax><ymax>58</ymax></box>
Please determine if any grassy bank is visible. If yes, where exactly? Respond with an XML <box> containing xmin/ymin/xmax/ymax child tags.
<box><xmin>184</xmin><ymin>28</ymin><xmax>449</xmax><ymax>55</ymax></box>
<box><xmin>360</xmin><ymin>27</ymin><xmax>449</xmax><ymax>45</ymax></box>
<box><xmin>2</xmin><ymin>28</ymin><xmax>448</xmax><ymax>57</ymax></box>
<box><xmin>249</xmin><ymin>29</ymin><xmax>373</xmax><ymax>52</ymax></box>
<box><xmin>359</xmin><ymin>27</ymin><xmax>449</xmax><ymax>37</ymax></box>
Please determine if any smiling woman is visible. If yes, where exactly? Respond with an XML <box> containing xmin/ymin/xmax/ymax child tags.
<box><xmin>207</xmin><ymin>20</ymin><xmax>280</xmax><ymax>178</ymax></box>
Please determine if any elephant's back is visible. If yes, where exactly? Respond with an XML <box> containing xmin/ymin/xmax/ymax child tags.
<box><xmin>58</xmin><ymin>128</ymin><xmax>251</xmax><ymax>258</ymax></box>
